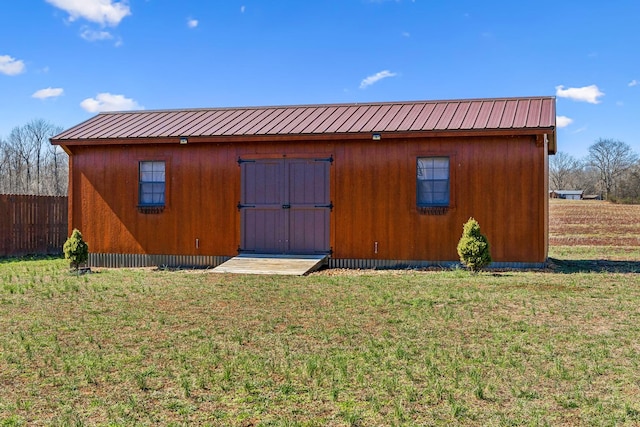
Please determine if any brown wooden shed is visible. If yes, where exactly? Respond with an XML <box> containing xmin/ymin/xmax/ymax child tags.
<box><xmin>51</xmin><ymin>96</ymin><xmax>556</xmax><ymax>268</ymax></box>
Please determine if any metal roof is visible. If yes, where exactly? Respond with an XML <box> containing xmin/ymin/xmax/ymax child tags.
<box><xmin>51</xmin><ymin>97</ymin><xmax>556</xmax><ymax>150</ymax></box>
<box><xmin>551</xmin><ymin>190</ymin><xmax>584</xmax><ymax>195</ymax></box>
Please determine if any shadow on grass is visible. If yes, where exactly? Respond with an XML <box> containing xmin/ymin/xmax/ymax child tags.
<box><xmin>548</xmin><ymin>258</ymin><xmax>640</xmax><ymax>274</ymax></box>
<box><xmin>0</xmin><ymin>254</ymin><xmax>63</xmax><ymax>265</ymax></box>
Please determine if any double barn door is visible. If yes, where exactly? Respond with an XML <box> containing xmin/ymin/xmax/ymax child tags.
<box><xmin>239</xmin><ymin>157</ymin><xmax>331</xmax><ymax>254</ymax></box>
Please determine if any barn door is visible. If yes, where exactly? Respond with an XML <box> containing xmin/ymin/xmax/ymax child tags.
<box><xmin>240</xmin><ymin>157</ymin><xmax>331</xmax><ymax>254</ymax></box>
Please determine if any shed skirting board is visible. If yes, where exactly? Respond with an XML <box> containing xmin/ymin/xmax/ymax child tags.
<box><xmin>89</xmin><ymin>253</ymin><xmax>230</xmax><ymax>269</ymax></box>
<box><xmin>328</xmin><ymin>258</ymin><xmax>547</xmax><ymax>270</ymax></box>
<box><xmin>89</xmin><ymin>254</ymin><xmax>547</xmax><ymax>270</ymax></box>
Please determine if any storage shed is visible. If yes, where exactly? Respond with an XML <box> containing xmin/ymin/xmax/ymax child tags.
<box><xmin>550</xmin><ymin>190</ymin><xmax>583</xmax><ymax>200</ymax></box>
<box><xmin>51</xmin><ymin>96</ymin><xmax>557</xmax><ymax>268</ymax></box>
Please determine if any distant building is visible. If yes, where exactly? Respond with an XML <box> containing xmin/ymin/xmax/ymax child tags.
<box><xmin>550</xmin><ymin>190</ymin><xmax>584</xmax><ymax>200</ymax></box>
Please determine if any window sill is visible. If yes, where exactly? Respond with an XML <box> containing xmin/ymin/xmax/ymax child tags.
<box><xmin>138</xmin><ymin>205</ymin><xmax>165</xmax><ymax>214</ymax></box>
<box><xmin>417</xmin><ymin>206</ymin><xmax>449</xmax><ymax>215</ymax></box>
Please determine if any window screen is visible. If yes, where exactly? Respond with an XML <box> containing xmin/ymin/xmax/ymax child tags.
<box><xmin>417</xmin><ymin>157</ymin><xmax>449</xmax><ymax>207</ymax></box>
<box><xmin>139</xmin><ymin>161</ymin><xmax>165</xmax><ymax>206</ymax></box>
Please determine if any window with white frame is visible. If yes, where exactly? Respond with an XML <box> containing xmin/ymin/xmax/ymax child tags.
<box><xmin>139</xmin><ymin>161</ymin><xmax>165</xmax><ymax>206</ymax></box>
<box><xmin>417</xmin><ymin>157</ymin><xmax>449</xmax><ymax>207</ymax></box>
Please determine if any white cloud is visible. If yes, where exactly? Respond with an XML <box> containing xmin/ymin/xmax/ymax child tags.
<box><xmin>80</xmin><ymin>28</ymin><xmax>113</xmax><ymax>41</ymax></box>
<box><xmin>187</xmin><ymin>19</ymin><xmax>198</xmax><ymax>28</ymax></box>
<box><xmin>401</xmin><ymin>31</ymin><xmax>410</xmax><ymax>37</ymax></box>
<box><xmin>0</xmin><ymin>55</ymin><xmax>26</xmax><ymax>76</ymax></box>
<box><xmin>45</xmin><ymin>0</ymin><xmax>131</xmax><ymax>26</ymax></box>
<box><xmin>359</xmin><ymin>70</ymin><xmax>398</xmax><ymax>89</ymax></box>
<box><xmin>32</xmin><ymin>87</ymin><xmax>64</xmax><ymax>99</ymax></box>
<box><xmin>555</xmin><ymin>84</ymin><xmax>604</xmax><ymax>104</ymax></box>
<box><xmin>629</xmin><ymin>79</ymin><xmax>638</xmax><ymax>87</ymax></box>
<box><xmin>240</xmin><ymin>5</ymin><xmax>246</xmax><ymax>13</ymax></box>
<box><xmin>556</xmin><ymin>115</ymin><xmax>573</xmax><ymax>128</ymax></box>
<box><xmin>80</xmin><ymin>92</ymin><xmax>142</xmax><ymax>113</ymax></box>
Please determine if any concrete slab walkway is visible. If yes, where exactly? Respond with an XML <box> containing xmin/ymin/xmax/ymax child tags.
<box><xmin>210</xmin><ymin>254</ymin><xmax>328</xmax><ymax>276</ymax></box>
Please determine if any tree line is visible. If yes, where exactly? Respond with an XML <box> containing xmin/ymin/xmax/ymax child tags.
<box><xmin>550</xmin><ymin>138</ymin><xmax>640</xmax><ymax>202</ymax></box>
<box><xmin>0</xmin><ymin>119</ymin><xmax>68</xmax><ymax>196</ymax></box>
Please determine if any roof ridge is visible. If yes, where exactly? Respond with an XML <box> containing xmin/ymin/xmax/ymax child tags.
<box><xmin>93</xmin><ymin>96</ymin><xmax>556</xmax><ymax>116</ymax></box>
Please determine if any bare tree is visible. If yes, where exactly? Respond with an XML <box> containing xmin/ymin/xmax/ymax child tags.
<box><xmin>616</xmin><ymin>163</ymin><xmax>640</xmax><ymax>201</ymax></box>
<box><xmin>587</xmin><ymin>138</ymin><xmax>638</xmax><ymax>200</ymax></box>
<box><xmin>8</xmin><ymin>126</ymin><xmax>34</xmax><ymax>193</ymax></box>
<box><xmin>0</xmin><ymin>119</ymin><xmax>67</xmax><ymax>195</ymax></box>
<box><xmin>25</xmin><ymin>119</ymin><xmax>59</xmax><ymax>194</ymax></box>
<box><xmin>45</xmin><ymin>144</ymin><xmax>68</xmax><ymax>196</ymax></box>
<box><xmin>0</xmin><ymin>138</ymin><xmax>10</xmax><ymax>193</ymax></box>
<box><xmin>549</xmin><ymin>151</ymin><xmax>580</xmax><ymax>190</ymax></box>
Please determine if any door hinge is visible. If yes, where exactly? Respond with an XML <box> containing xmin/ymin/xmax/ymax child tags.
<box><xmin>315</xmin><ymin>202</ymin><xmax>333</xmax><ymax>211</ymax></box>
<box><xmin>237</xmin><ymin>157</ymin><xmax>256</xmax><ymax>165</ymax></box>
<box><xmin>315</xmin><ymin>155</ymin><xmax>333</xmax><ymax>163</ymax></box>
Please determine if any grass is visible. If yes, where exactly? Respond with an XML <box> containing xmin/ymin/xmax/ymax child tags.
<box><xmin>0</xmin><ymin>200</ymin><xmax>639</xmax><ymax>425</ymax></box>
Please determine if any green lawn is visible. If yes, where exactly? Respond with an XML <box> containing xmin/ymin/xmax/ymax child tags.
<box><xmin>1</xmin><ymin>256</ymin><xmax>640</xmax><ymax>426</ymax></box>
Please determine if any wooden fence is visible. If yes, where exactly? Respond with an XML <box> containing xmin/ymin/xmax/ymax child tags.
<box><xmin>0</xmin><ymin>194</ymin><xmax>68</xmax><ymax>257</ymax></box>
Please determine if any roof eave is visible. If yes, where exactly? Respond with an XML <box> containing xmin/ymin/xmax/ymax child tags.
<box><xmin>51</xmin><ymin>127</ymin><xmax>557</xmax><ymax>150</ymax></box>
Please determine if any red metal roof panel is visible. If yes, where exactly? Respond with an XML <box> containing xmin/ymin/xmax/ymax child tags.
<box><xmin>306</xmin><ymin>106</ymin><xmax>342</xmax><ymax>133</ymax></box>
<box><xmin>347</xmin><ymin>105</ymin><xmax>379</xmax><ymax>132</ymax></box>
<box><xmin>499</xmin><ymin>99</ymin><xmax>518</xmax><ymax>128</ymax></box>
<box><xmin>360</xmin><ymin>104</ymin><xmax>394</xmax><ymax>133</ymax></box>
<box><xmin>384</xmin><ymin>104</ymin><xmax>413</xmax><ymax>131</ymax></box>
<box><xmin>50</xmin><ymin>97</ymin><xmax>557</xmax><ymax>143</ymax></box>
<box><xmin>145</xmin><ymin>111</ymin><xmax>193</xmax><ymax>137</ymax></box>
<box><xmin>424</xmin><ymin>103</ymin><xmax>448</xmax><ymax>130</ymax></box>
<box><xmin>226</xmin><ymin>108</ymin><xmax>272</xmax><ymax>135</ymax></box>
<box><xmin>188</xmin><ymin>110</ymin><xmax>228</xmax><ymax>136</ymax></box>
<box><xmin>198</xmin><ymin>109</ymin><xmax>243</xmax><ymax>135</ymax></box>
<box><xmin>311</xmin><ymin>106</ymin><xmax>350</xmax><ymax>133</ymax></box>
<box><xmin>525</xmin><ymin>98</ymin><xmax>542</xmax><ymax>128</ymax></box>
<box><xmin>166</xmin><ymin>111</ymin><xmax>211</xmax><ymax>137</ymax></box>
<box><xmin>324</xmin><ymin>105</ymin><xmax>360</xmax><ymax>133</ymax></box>
<box><xmin>290</xmin><ymin>107</ymin><xmax>327</xmax><ymax>134</ymax></box>
<box><xmin>259</xmin><ymin>107</ymin><xmax>298</xmax><ymax>134</ymax></box>
<box><xmin>72</xmin><ymin>113</ymin><xmax>122</xmax><ymax>139</ymax></box>
<box><xmin>434</xmin><ymin>102</ymin><xmax>460</xmax><ymax>130</ymax></box>
<box><xmin>511</xmin><ymin>99</ymin><xmax>530</xmax><ymax>128</ymax></box>
<box><xmin>277</xmin><ymin>107</ymin><xmax>315</xmax><ymax>134</ymax></box>
<box><xmin>372</xmin><ymin>104</ymin><xmax>403</xmax><ymax>132</ymax></box>
<box><xmin>215</xmin><ymin>109</ymin><xmax>259</xmax><ymax>135</ymax></box>
<box><xmin>334</xmin><ymin>106</ymin><xmax>370</xmax><ymax>133</ymax></box>
<box><xmin>242</xmin><ymin>108</ymin><xmax>288</xmax><ymax>135</ymax></box>
<box><xmin>540</xmin><ymin>98</ymin><xmax>555</xmax><ymax>127</ymax></box>
<box><xmin>447</xmin><ymin>102</ymin><xmax>470</xmax><ymax>130</ymax></box>
<box><xmin>409</xmin><ymin>103</ymin><xmax>435</xmax><ymax>131</ymax></box>
<box><xmin>459</xmin><ymin>101</ymin><xmax>482</xmax><ymax>129</ymax></box>
<box><xmin>395</xmin><ymin>103</ymin><xmax>425</xmax><ymax>131</ymax></box>
<box><xmin>486</xmin><ymin>100</ymin><xmax>506</xmax><ymax>129</ymax></box>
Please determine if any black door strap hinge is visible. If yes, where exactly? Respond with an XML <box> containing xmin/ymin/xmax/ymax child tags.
<box><xmin>315</xmin><ymin>202</ymin><xmax>333</xmax><ymax>211</ymax></box>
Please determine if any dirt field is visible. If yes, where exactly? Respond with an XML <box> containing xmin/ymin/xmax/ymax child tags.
<box><xmin>549</xmin><ymin>199</ymin><xmax>640</xmax><ymax>262</ymax></box>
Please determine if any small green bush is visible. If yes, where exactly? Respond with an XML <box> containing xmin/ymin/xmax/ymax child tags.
<box><xmin>63</xmin><ymin>229</ymin><xmax>89</xmax><ymax>270</ymax></box>
<box><xmin>457</xmin><ymin>218</ymin><xmax>491</xmax><ymax>272</ymax></box>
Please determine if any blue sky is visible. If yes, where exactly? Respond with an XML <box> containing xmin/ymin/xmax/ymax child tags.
<box><xmin>1</xmin><ymin>1</ymin><xmax>639</xmax><ymax>158</ymax></box>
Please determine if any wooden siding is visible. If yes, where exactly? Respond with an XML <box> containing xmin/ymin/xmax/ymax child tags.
<box><xmin>0</xmin><ymin>194</ymin><xmax>68</xmax><ymax>257</ymax></box>
<box><xmin>67</xmin><ymin>135</ymin><xmax>548</xmax><ymax>263</ymax></box>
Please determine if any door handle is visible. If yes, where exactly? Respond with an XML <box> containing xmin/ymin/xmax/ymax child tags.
<box><xmin>282</xmin><ymin>204</ymin><xmax>291</xmax><ymax>209</ymax></box>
